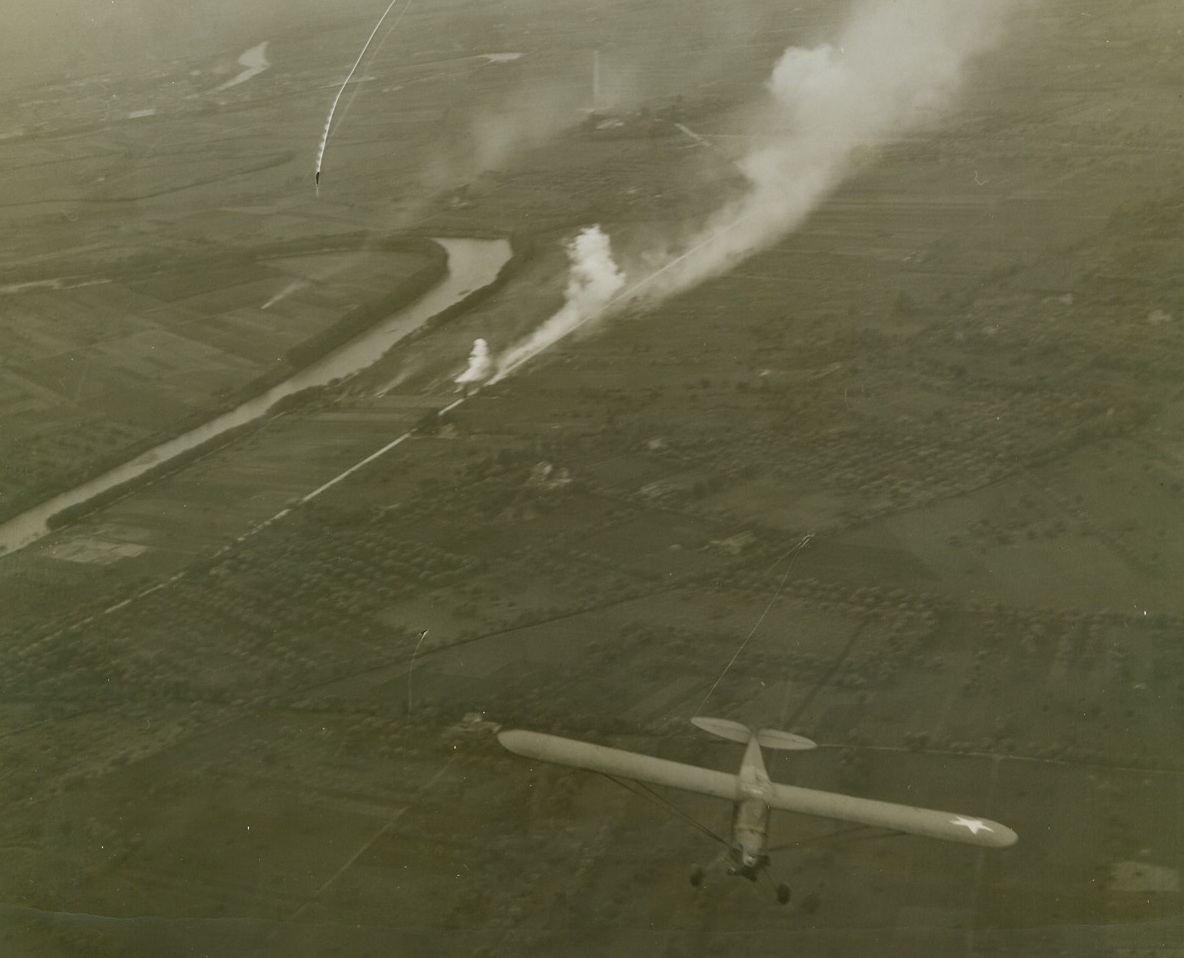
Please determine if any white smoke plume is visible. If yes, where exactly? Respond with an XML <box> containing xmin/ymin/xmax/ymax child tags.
<box><xmin>261</xmin><ymin>279</ymin><xmax>308</xmax><ymax>310</ymax></box>
<box><xmin>625</xmin><ymin>0</ymin><xmax>1022</xmax><ymax>303</ymax></box>
<box><xmin>454</xmin><ymin>337</ymin><xmax>493</xmax><ymax>388</ymax></box>
<box><xmin>491</xmin><ymin>225</ymin><xmax>625</xmax><ymax>382</ymax></box>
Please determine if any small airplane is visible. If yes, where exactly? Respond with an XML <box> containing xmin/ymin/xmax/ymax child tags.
<box><xmin>499</xmin><ymin>717</ymin><xmax>1017</xmax><ymax>904</ymax></box>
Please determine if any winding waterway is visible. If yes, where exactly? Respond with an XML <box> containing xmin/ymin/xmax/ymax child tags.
<box><xmin>215</xmin><ymin>41</ymin><xmax>272</xmax><ymax>92</ymax></box>
<box><xmin>0</xmin><ymin>237</ymin><xmax>511</xmax><ymax>557</ymax></box>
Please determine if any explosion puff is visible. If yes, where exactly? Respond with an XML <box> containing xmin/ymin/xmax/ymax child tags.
<box><xmin>455</xmin><ymin>338</ymin><xmax>493</xmax><ymax>387</ymax></box>
<box><xmin>493</xmin><ymin>225</ymin><xmax>625</xmax><ymax>381</ymax></box>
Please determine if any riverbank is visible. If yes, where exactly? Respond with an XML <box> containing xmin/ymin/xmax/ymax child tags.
<box><xmin>0</xmin><ymin>236</ymin><xmax>517</xmax><ymax>554</ymax></box>
<box><xmin>42</xmin><ymin>232</ymin><xmax>540</xmax><ymax>539</ymax></box>
<box><xmin>0</xmin><ymin>233</ymin><xmax>448</xmax><ymax>528</ymax></box>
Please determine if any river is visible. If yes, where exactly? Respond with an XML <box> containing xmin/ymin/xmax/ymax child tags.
<box><xmin>215</xmin><ymin>41</ymin><xmax>272</xmax><ymax>92</ymax></box>
<box><xmin>0</xmin><ymin>237</ymin><xmax>511</xmax><ymax>557</ymax></box>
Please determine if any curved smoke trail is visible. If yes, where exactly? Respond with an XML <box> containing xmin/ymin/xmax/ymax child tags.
<box><xmin>315</xmin><ymin>0</ymin><xmax>413</xmax><ymax>187</ymax></box>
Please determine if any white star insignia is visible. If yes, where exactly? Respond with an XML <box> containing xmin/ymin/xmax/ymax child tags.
<box><xmin>951</xmin><ymin>816</ymin><xmax>993</xmax><ymax>835</ymax></box>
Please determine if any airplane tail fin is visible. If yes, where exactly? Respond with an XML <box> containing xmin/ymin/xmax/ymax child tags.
<box><xmin>692</xmin><ymin>717</ymin><xmax>817</xmax><ymax>751</ymax></box>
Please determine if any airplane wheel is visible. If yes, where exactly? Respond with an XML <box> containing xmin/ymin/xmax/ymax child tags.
<box><xmin>690</xmin><ymin>866</ymin><xmax>705</xmax><ymax>888</ymax></box>
<box><xmin>776</xmin><ymin>883</ymin><xmax>791</xmax><ymax>906</ymax></box>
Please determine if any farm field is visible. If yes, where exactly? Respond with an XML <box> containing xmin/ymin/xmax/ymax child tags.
<box><xmin>1</xmin><ymin>1</ymin><xmax>1182</xmax><ymax>956</ymax></box>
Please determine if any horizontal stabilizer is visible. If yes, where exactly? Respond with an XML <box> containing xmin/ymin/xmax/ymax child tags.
<box><xmin>692</xmin><ymin>717</ymin><xmax>816</xmax><ymax>751</ymax></box>
<box><xmin>756</xmin><ymin>729</ymin><xmax>817</xmax><ymax>751</ymax></box>
<box><xmin>691</xmin><ymin>716</ymin><xmax>751</xmax><ymax>744</ymax></box>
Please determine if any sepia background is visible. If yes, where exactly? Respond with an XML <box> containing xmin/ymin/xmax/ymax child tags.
<box><xmin>1</xmin><ymin>0</ymin><xmax>1180</xmax><ymax>954</ymax></box>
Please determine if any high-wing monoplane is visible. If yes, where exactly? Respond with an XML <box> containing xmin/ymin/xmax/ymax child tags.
<box><xmin>499</xmin><ymin>717</ymin><xmax>1016</xmax><ymax>904</ymax></box>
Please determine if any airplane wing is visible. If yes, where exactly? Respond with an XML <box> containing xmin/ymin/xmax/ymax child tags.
<box><xmin>765</xmin><ymin>781</ymin><xmax>1018</xmax><ymax>848</ymax></box>
<box><xmin>500</xmin><ymin>728</ymin><xmax>1016</xmax><ymax>849</ymax></box>
<box><xmin>498</xmin><ymin>729</ymin><xmax>739</xmax><ymax>802</ymax></box>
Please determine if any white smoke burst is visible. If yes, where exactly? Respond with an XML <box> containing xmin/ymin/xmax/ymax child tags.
<box><xmin>491</xmin><ymin>225</ymin><xmax>625</xmax><ymax>382</ymax></box>
<box><xmin>629</xmin><ymin>0</ymin><xmax>1022</xmax><ymax>302</ymax></box>
<box><xmin>454</xmin><ymin>337</ymin><xmax>493</xmax><ymax>388</ymax></box>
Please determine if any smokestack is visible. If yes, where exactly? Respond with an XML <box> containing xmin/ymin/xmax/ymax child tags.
<box><xmin>592</xmin><ymin>49</ymin><xmax>601</xmax><ymax>111</ymax></box>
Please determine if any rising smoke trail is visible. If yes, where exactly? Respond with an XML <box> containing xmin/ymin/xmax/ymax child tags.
<box><xmin>315</xmin><ymin>0</ymin><xmax>413</xmax><ymax>189</ymax></box>
<box><xmin>483</xmin><ymin>0</ymin><xmax>1020</xmax><ymax>384</ymax></box>
<box><xmin>490</xmin><ymin>225</ymin><xmax>626</xmax><ymax>383</ymax></box>
<box><xmin>631</xmin><ymin>0</ymin><xmax>1022</xmax><ymax>301</ymax></box>
<box><xmin>261</xmin><ymin>279</ymin><xmax>307</xmax><ymax>310</ymax></box>
<box><xmin>471</xmin><ymin>222</ymin><xmax>736</xmax><ymax>390</ymax></box>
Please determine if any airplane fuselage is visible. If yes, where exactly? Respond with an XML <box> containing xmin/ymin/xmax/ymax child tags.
<box><xmin>730</xmin><ymin>797</ymin><xmax>771</xmax><ymax>878</ymax></box>
<box><xmin>730</xmin><ymin>732</ymin><xmax>775</xmax><ymax>879</ymax></box>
